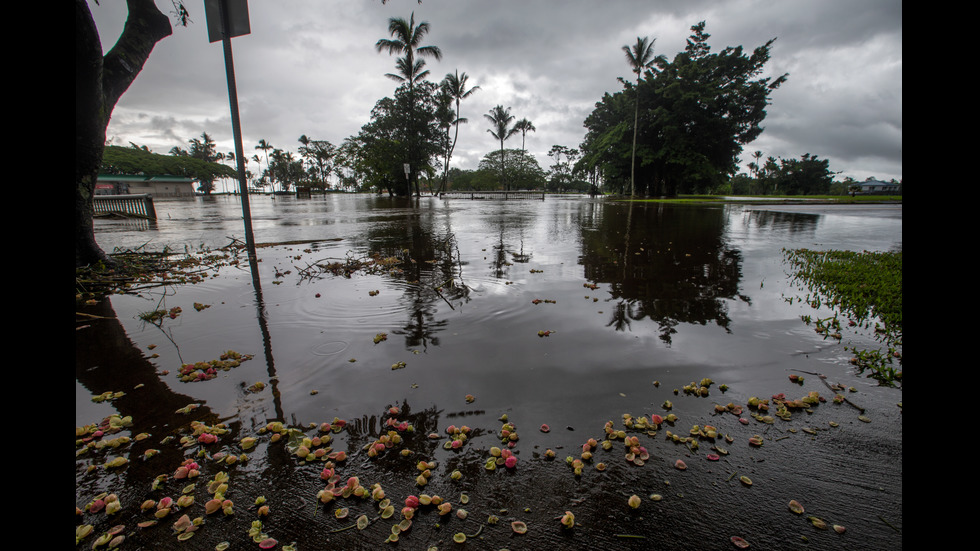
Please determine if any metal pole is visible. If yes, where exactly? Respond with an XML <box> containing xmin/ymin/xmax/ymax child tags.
<box><xmin>218</xmin><ymin>0</ymin><xmax>257</xmax><ymax>261</ymax></box>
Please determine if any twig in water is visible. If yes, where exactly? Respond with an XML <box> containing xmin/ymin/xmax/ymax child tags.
<box><xmin>878</xmin><ymin>515</ymin><xmax>901</xmax><ymax>533</ymax></box>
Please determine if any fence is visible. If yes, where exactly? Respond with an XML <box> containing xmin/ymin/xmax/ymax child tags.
<box><xmin>93</xmin><ymin>194</ymin><xmax>157</xmax><ymax>219</ymax></box>
<box><xmin>439</xmin><ymin>190</ymin><xmax>545</xmax><ymax>200</ymax></box>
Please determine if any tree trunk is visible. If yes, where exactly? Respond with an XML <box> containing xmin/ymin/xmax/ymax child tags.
<box><xmin>75</xmin><ymin>0</ymin><xmax>173</xmax><ymax>267</ymax></box>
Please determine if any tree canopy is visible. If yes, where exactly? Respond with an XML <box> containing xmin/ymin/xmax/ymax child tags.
<box><xmin>102</xmin><ymin>145</ymin><xmax>237</xmax><ymax>186</ymax></box>
<box><xmin>579</xmin><ymin>22</ymin><xmax>788</xmax><ymax>197</ymax></box>
<box><xmin>345</xmin><ymin>81</ymin><xmax>445</xmax><ymax>195</ymax></box>
<box><xmin>476</xmin><ymin>148</ymin><xmax>546</xmax><ymax>190</ymax></box>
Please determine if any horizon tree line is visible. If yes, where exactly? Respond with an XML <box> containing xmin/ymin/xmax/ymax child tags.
<box><xmin>78</xmin><ymin>3</ymin><xmax>846</xmax><ymax>267</ymax></box>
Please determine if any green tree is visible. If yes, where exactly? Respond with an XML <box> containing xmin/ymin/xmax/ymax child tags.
<box><xmin>580</xmin><ymin>22</ymin><xmax>787</xmax><ymax>197</ymax></box>
<box><xmin>186</xmin><ymin>132</ymin><xmax>222</xmax><ymax>194</ymax></box>
<box><xmin>547</xmin><ymin>145</ymin><xmax>580</xmax><ymax>192</ymax></box>
<box><xmin>352</xmin><ymin>82</ymin><xmax>444</xmax><ymax>196</ymax></box>
<box><xmin>265</xmin><ymin>149</ymin><xmax>307</xmax><ymax>192</ymax></box>
<box><xmin>485</xmin><ymin>105</ymin><xmax>519</xmax><ymax>190</ymax></box>
<box><xmin>76</xmin><ymin>0</ymin><xmax>185</xmax><ymax>266</ymax></box>
<box><xmin>769</xmin><ymin>153</ymin><xmax>835</xmax><ymax>195</ymax></box>
<box><xmin>622</xmin><ymin>36</ymin><xmax>664</xmax><ymax>198</ymax></box>
<box><xmin>189</xmin><ymin>132</ymin><xmax>219</xmax><ymax>161</ymax></box>
<box><xmin>376</xmin><ymin>12</ymin><xmax>442</xmax><ymax>196</ymax></box>
<box><xmin>298</xmin><ymin>135</ymin><xmax>336</xmax><ymax>189</ymax></box>
<box><xmin>477</xmin><ymin>148</ymin><xmax>547</xmax><ymax>190</ymax></box>
<box><xmin>335</xmin><ymin>136</ymin><xmax>369</xmax><ymax>191</ymax></box>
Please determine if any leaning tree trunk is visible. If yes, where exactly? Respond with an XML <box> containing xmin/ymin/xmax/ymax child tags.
<box><xmin>75</xmin><ymin>0</ymin><xmax>172</xmax><ymax>267</ymax></box>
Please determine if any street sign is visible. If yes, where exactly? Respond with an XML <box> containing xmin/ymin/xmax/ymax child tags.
<box><xmin>205</xmin><ymin>0</ymin><xmax>251</xmax><ymax>43</ymax></box>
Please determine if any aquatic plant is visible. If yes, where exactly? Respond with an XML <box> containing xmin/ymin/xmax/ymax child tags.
<box><xmin>783</xmin><ymin>248</ymin><xmax>902</xmax><ymax>384</ymax></box>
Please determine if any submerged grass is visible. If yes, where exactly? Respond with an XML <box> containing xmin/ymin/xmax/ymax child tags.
<box><xmin>783</xmin><ymin>248</ymin><xmax>902</xmax><ymax>385</ymax></box>
<box><xmin>617</xmin><ymin>194</ymin><xmax>901</xmax><ymax>204</ymax></box>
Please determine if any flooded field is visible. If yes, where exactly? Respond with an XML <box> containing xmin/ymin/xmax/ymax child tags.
<box><xmin>77</xmin><ymin>194</ymin><xmax>902</xmax><ymax>550</ymax></box>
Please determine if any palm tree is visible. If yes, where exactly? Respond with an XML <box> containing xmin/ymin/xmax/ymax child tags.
<box><xmin>255</xmin><ymin>139</ymin><xmax>274</xmax><ymax>190</ymax></box>
<box><xmin>751</xmin><ymin>150</ymin><xmax>764</xmax><ymax>180</ymax></box>
<box><xmin>622</xmin><ymin>36</ymin><xmax>663</xmax><ymax>198</ymax></box>
<box><xmin>439</xmin><ymin>70</ymin><xmax>480</xmax><ymax>193</ymax></box>
<box><xmin>513</xmin><ymin>118</ymin><xmax>536</xmax><ymax>185</ymax></box>
<box><xmin>376</xmin><ymin>12</ymin><xmax>442</xmax><ymax>195</ymax></box>
<box><xmin>485</xmin><ymin>105</ymin><xmax>518</xmax><ymax>190</ymax></box>
<box><xmin>375</xmin><ymin>12</ymin><xmax>442</xmax><ymax>92</ymax></box>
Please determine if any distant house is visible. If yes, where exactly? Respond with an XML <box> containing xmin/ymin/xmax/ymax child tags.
<box><xmin>856</xmin><ymin>180</ymin><xmax>900</xmax><ymax>194</ymax></box>
<box><xmin>96</xmin><ymin>174</ymin><xmax>197</xmax><ymax>197</ymax></box>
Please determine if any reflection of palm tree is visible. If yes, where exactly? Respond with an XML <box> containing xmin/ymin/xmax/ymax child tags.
<box><xmin>622</xmin><ymin>36</ymin><xmax>662</xmax><ymax>198</ymax></box>
<box><xmin>485</xmin><ymin>106</ymin><xmax>518</xmax><ymax>190</ymax></box>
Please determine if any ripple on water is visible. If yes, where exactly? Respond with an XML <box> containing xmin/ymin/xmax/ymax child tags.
<box><xmin>311</xmin><ymin>340</ymin><xmax>349</xmax><ymax>356</ymax></box>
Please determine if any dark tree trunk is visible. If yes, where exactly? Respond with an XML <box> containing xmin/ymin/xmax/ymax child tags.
<box><xmin>75</xmin><ymin>0</ymin><xmax>172</xmax><ymax>267</ymax></box>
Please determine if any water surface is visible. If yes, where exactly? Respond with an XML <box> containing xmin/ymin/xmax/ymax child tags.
<box><xmin>77</xmin><ymin>195</ymin><xmax>902</xmax><ymax>550</ymax></box>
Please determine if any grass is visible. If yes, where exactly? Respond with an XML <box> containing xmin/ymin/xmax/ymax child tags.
<box><xmin>783</xmin><ymin>248</ymin><xmax>902</xmax><ymax>385</ymax></box>
<box><xmin>619</xmin><ymin>194</ymin><xmax>902</xmax><ymax>204</ymax></box>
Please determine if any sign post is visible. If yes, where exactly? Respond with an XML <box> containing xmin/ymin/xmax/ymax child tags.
<box><xmin>205</xmin><ymin>0</ymin><xmax>256</xmax><ymax>261</ymax></box>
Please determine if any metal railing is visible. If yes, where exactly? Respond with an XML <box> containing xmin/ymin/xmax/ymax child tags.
<box><xmin>93</xmin><ymin>194</ymin><xmax>157</xmax><ymax>219</ymax></box>
<box><xmin>439</xmin><ymin>190</ymin><xmax>545</xmax><ymax>200</ymax></box>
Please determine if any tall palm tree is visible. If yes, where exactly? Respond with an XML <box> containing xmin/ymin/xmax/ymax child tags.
<box><xmin>751</xmin><ymin>150</ymin><xmax>764</xmax><ymax>180</ymax></box>
<box><xmin>439</xmin><ymin>70</ymin><xmax>480</xmax><ymax>193</ymax></box>
<box><xmin>513</xmin><ymin>118</ymin><xmax>535</xmax><ymax>186</ymax></box>
<box><xmin>622</xmin><ymin>36</ymin><xmax>663</xmax><ymax>198</ymax></box>
<box><xmin>485</xmin><ymin>105</ymin><xmax>518</xmax><ymax>190</ymax></box>
<box><xmin>375</xmin><ymin>12</ymin><xmax>443</xmax><ymax>93</ymax></box>
<box><xmin>376</xmin><ymin>12</ymin><xmax>442</xmax><ymax>195</ymax></box>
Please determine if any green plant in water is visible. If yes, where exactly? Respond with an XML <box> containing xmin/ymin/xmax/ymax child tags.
<box><xmin>783</xmin><ymin>248</ymin><xmax>902</xmax><ymax>385</ymax></box>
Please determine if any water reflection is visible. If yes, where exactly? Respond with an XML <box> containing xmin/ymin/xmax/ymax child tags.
<box><xmin>580</xmin><ymin>202</ymin><xmax>745</xmax><ymax>344</ymax></box>
<box><xmin>348</xmin><ymin>198</ymin><xmax>472</xmax><ymax>349</ymax></box>
<box><xmin>75</xmin><ymin>298</ymin><xmax>232</xmax><ymax>496</ymax></box>
<box><xmin>745</xmin><ymin>208</ymin><xmax>821</xmax><ymax>234</ymax></box>
<box><xmin>80</xmin><ymin>196</ymin><xmax>903</xmax><ymax>550</ymax></box>
<box><xmin>246</xmin><ymin>252</ymin><xmax>285</xmax><ymax>422</ymax></box>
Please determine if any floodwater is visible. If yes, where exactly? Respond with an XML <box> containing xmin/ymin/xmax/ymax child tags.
<box><xmin>77</xmin><ymin>194</ymin><xmax>902</xmax><ymax>550</ymax></box>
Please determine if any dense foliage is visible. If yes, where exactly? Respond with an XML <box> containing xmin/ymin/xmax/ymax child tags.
<box><xmin>730</xmin><ymin>153</ymin><xmax>837</xmax><ymax>195</ymax></box>
<box><xmin>347</xmin><ymin>81</ymin><xmax>446</xmax><ymax>196</ymax></box>
<box><xmin>101</xmin><ymin>146</ymin><xmax>236</xmax><ymax>190</ymax></box>
<box><xmin>476</xmin><ymin>149</ymin><xmax>547</xmax><ymax>190</ymax></box>
<box><xmin>578</xmin><ymin>22</ymin><xmax>788</xmax><ymax>196</ymax></box>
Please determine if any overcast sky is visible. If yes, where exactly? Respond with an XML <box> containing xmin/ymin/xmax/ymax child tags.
<box><xmin>88</xmin><ymin>0</ymin><xmax>902</xmax><ymax>184</ymax></box>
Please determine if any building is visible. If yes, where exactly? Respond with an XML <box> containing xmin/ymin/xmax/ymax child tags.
<box><xmin>856</xmin><ymin>180</ymin><xmax>900</xmax><ymax>194</ymax></box>
<box><xmin>96</xmin><ymin>174</ymin><xmax>197</xmax><ymax>197</ymax></box>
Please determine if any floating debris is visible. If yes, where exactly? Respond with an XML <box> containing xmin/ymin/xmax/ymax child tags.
<box><xmin>731</xmin><ymin>535</ymin><xmax>750</xmax><ymax>548</ymax></box>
